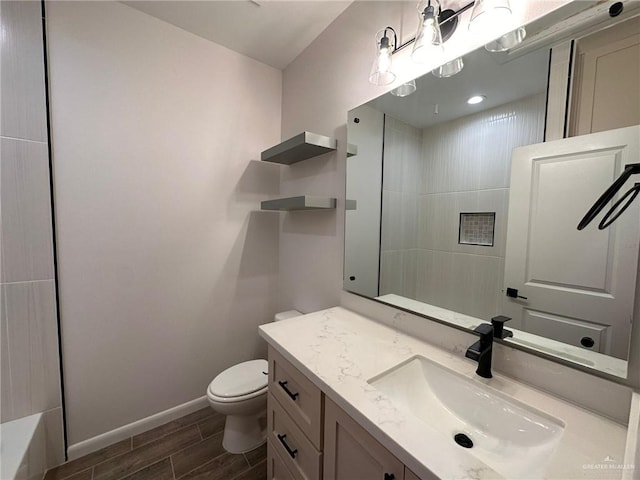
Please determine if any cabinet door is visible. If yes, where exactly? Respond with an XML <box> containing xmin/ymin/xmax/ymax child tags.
<box><xmin>323</xmin><ymin>397</ymin><xmax>404</xmax><ymax>480</ymax></box>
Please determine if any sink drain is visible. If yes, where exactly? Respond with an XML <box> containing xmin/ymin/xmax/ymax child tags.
<box><xmin>454</xmin><ymin>433</ymin><xmax>473</xmax><ymax>448</ymax></box>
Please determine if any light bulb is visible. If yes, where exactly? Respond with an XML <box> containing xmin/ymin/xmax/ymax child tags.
<box><xmin>369</xmin><ymin>33</ymin><xmax>396</xmax><ymax>86</ymax></box>
<box><xmin>411</xmin><ymin>5</ymin><xmax>444</xmax><ymax>64</ymax></box>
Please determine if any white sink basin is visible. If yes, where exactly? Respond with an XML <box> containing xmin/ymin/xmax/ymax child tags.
<box><xmin>368</xmin><ymin>355</ymin><xmax>565</xmax><ymax>479</ymax></box>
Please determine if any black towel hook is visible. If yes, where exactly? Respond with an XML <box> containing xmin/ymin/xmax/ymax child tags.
<box><xmin>598</xmin><ymin>183</ymin><xmax>640</xmax><ymax>230</ymax></box>
<box><xmin>577</xmin><ymin>163</ymin><xmax>640</xmax><ymax>230</ymax></box>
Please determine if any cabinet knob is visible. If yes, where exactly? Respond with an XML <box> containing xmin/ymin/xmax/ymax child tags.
<box><xmin>384</xmin><ymin>474</ymin><xmax>395</xmax><ymax>480</ymax></box>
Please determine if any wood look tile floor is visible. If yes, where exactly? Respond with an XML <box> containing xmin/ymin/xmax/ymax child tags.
<box><xmin>44</xmin><ymin>408</ymin><xmax>267</xmax><ymax>480</ymax></box>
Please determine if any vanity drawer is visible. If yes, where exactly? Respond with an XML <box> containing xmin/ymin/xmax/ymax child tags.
<box><xmin>268</xmin><ymin>440</ymin><xmax>297</xmax><ymax>480</ymax></box>
<box><xmin>269</xmin><ymin>346</ymin><xmax>323</xmax><ymax>448</ymax></box>
<box><xmin>268</xmin><ymin>393</ymin><xmax>322</xmax><ymax>480</ymax></box>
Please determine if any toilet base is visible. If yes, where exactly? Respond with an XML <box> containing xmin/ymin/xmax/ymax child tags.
<box><xmin>222</xmin><ymin>413</ymin><xmax>266</xmax><ymax>454</ymax></box>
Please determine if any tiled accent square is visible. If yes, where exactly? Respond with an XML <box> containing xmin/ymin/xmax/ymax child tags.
<box><xmin>458</xmin><ymin>212</ymin><xmax>495</xmax><ymax>247</ymax></box>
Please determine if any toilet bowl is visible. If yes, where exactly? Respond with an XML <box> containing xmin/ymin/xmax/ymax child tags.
<box><xmin>207</xmin><ymin>359</ymin><xmax>269</xmax><ymax>453</ymax></box>
<box><xmin>206</xmin><ymin>310</ymin><xmax>302</xmax><ymax>454</ymax></box>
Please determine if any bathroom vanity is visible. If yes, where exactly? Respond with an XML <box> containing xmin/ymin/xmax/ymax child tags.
<box><xmin>259</xmin><ymin>308</ymin><xmax>629</xmax><ymax>480</ymax></box>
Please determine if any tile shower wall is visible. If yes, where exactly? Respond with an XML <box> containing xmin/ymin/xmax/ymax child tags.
<box><xmin>380</xmin><ymin>94</ymin><xmax>546</xmax><ymax>321</ymax></box>
<box><xmin>417</xmin><ymin>93</ymin><xmax>546</xmax><ymax>319</ymax></box>
<box><xmin>380</xmin><ymin>116</ymin><xmax>421</xmax><ymax>298</ymax></box>
<box><xmin>0</xmin><ymin>0</ymin><xmax>65</xmax><ymax>467</ymax></box>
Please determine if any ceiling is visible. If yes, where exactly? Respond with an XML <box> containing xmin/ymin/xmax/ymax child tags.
<box><xmin>123</xmin><ymin>0</ymin><xmax>352</xmax><ymax>70</ymax></box>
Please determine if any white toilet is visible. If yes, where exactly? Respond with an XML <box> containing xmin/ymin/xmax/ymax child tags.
<box><xmin>206</xmin><ymin>310</ymin><xmax>302</xmax><ymax>454</ymax></box>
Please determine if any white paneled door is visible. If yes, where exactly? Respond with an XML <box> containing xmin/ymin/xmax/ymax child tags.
<box><xmin>503</xmin><ymin>126</ymin><xmax>640</xmax><ymax>359</ymax></box>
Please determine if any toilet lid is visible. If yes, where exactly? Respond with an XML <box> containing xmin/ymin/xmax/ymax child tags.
<box><xmin>208</xmin><ymin>359</ymin><xmax>268</xmax><ymax>398</ymax></box>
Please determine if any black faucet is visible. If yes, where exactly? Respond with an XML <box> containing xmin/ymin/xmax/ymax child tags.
<box><xmin>491</xmin><ymin>315</ymin><xmax>513</xmax><ymax>339</ymax></box>
<box><xmin>465</xmin><ymin>323</ymin><xmax>493</xmax><ymax>378</ymax></box>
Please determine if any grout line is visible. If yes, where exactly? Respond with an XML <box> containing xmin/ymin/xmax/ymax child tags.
<box><xmin>59</xmin><ymin>414</ymin><xmax>217</xmax><ymax>479</ymax></box>
<box><xmin>418</xmin><ymin>187</ymin><xmax>510</xmax><ymax>195</ymax></box>
<box><xmin>410</xmin><ymin>247</ymin><xmax>505</xmax><ymax>260</ymax></box>
<box><xmin>82</xmin><ymin>442</ymin><xmax>146</xmax><ymax>478</ymax></box>
<box><xmin>103</xmin><ymin>458</ymin><xmax>164</xmax><ymax>480</ymax></box>
<box><xmin>169</xmin><ymin>455</ymin><xmax>176</xmax><ymax>480</ymax></box>
<box><xmin>176</xmin><ymin>450</ymin><xmax>229</xmax><ymax>480</ymax></box>
<box><xmin>0</xmin><ymin>134</ymin><xmax>48</xmax><ymax>145</ymax></box>
<box><xmin>131</xmin><ymin>412</ymin><xmax>215</xmax><ymax>449</ymax></box>
<box><xmin>229</xmin><ymin>458</ymin><xmax>265</xmax><ymax>480</ymax></box>
<box><xmin>0</xmin><ymin>279</ymin><xmax>55</xmax><ymax>286</ymax></box>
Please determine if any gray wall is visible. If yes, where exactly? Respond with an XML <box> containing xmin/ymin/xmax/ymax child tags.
<box><xmin>0</xmin><ymin>0</ymin><xmax>65</xmax><ymax>467</ymax></box>
<box><xmin>46</xmin><ymin>1</ymin><xmax>282</xmax><ymax>450</ymax></box>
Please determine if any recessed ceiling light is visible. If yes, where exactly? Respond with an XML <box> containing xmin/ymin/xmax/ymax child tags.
<box><xmin>467</xmin><ymin>95</ymin><xmax>486</xmax><ymax>105</ymax></box>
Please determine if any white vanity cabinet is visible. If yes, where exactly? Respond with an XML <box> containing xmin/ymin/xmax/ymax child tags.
<box><xmin>267</xmin><ymin>346</ymin><xmax>428</xmax><ymax>480</ymax></box>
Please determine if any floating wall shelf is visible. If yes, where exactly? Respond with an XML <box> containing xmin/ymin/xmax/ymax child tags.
<box><xmin>261</xmin><ymin>132</ymin><xmax>337</xmax><ymax>165</ymax></box>
<box><xmin>261</xmin><ymin>195</ymin><xmax>337</xmax><ymax>211</ymax></box>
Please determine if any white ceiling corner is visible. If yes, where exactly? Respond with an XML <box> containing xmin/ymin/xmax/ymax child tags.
<box><xmin>122</xmin><ymin>0</ymin><xmax>353</xmax><ymax>70</ymax></box>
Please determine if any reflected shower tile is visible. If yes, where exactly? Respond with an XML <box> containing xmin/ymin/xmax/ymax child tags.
<box><xmin>420</xmin><ymin>93</ymin><xmax>546</xmax><ymax>194</ymax></box>
<box><xmin>380</xmin><ymin>250</ymin><xmax>404</xmax><ymax>296</ymax></box>
<box><xmin>403</xmin><ymin>250</ymin><xmax>418</xmax><ymax>299</ymax></box>
<box><xmin>415</xmin><ymin>250</ymin><xmax>502</xmax><ymax>321</ymax></box>
<box><xmin>381</xmin><ymin>190</ymin><xmax>402</xmax><ymax>250</ymax></box>
<box><xmin>417</xmin><ymin>193</ymin><xmax>457</xmax><ymax>252</ymax></box>
<box><xmin>402</xmin><ymin>194</ymin><xmax>418</xmax><ymax>249</ymax></box>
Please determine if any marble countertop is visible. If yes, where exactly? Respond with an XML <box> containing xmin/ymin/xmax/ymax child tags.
<box><xmin>259</xmin><ymin>306</ymin><xmax>629</xmax><ymax>480</ymax></box>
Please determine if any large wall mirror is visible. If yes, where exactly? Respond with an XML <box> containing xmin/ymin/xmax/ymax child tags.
<box><xmin>345</xmin><ymin>1</ymin><xmax>640</xmax><ymax>380</ymax></box>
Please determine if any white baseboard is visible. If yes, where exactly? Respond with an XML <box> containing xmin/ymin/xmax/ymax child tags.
<box><xmin>66</xmin><ymin>396</ymin><xmax>209</xmax><ymax>460</ymax></box>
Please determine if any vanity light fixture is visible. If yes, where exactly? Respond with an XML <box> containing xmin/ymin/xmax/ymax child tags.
<box><xmin>468</xmin><ymin>0</ymin><xmax>513</xmax><ymax>33</ymax></box>
<box><xmin>369</xmin><ymin>27</ymin><xmax>397</xmax><ymax>86</ymax></box>
<box><xmin>467</xmin><ymin>95</ymin><xmax>486</xmax><ymax>105</ymax></box>
<box><xmin>390</xmin><ymin>79</ymin><xmax>417</xmax><ymax>97</ymax></box>
<box><xmin>432</xmin><ymin>57</ymin><xmax>464</xmax><ymax>78</ymax></box>
<box><xmin>368</xmin><ymin>0</ymin><xmax>515</xmax><ymax>85</ymax></box>
<box><xmin>484</xmin><ymin>26</ymin><xmax>526</xmax><ymax>52</ymax></box>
